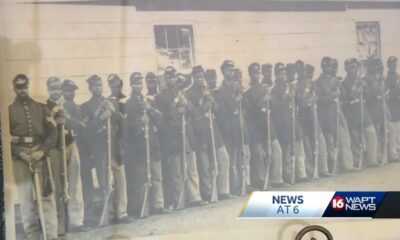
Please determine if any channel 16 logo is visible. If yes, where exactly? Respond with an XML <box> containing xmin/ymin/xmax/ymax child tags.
<box><xmin>330</xmin><ymin>195</ymin><xmax>376</xmax><ymax>212</ymax></box>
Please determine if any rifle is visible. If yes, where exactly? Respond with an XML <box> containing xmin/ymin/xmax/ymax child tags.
<box><xmin>380</xmin><ymin>76</ymin><xmax>388</xmax><ymax>165</ymax></box>
<box><xmin>238</xmin><ymin>100</ymin><xmax>247</xmax><ymax>196</ymax></box>
<box><xmin>60</xmin><ymin>123</ymin><xmax>70</xmax><ymax>232</ymax></box>
<box><xmin>312</xmin><ymin>89</ymin><xmax>319</xmax><ymax>180</ymax></box>
<box><xmin>176</xmin><ymin>95</ymin><xmax>187</xmax><ymax>209</ymax></box>
<box><xmin>263</xmin><ymin>86</ymin><xmax>272</xmax><ymax>190</ymax></box>
<box><xmin>358</xmin><ymin>77</ymin><xmax>365</xmax><ymax>170</ymax></box>
<box><xmin>33</xmin><ymin>167</ymin><xmax>48</xmax><ymax>240</ymax></box>
<box><xmin>208</xmin><ymin>107</ymin><xmax>219</xmax><ymax>203</ymax></box>
<box><xmin>289</xmin><ymin>82</ymin><xmax>297</xmax><ymax>185</ymax></box>
<box><xmin>140</xmin><ymin>97</ymin><xmax>152</xmax><ymax>218</ymax></box>
<box><xmin>332</xmin><ymin>80</ymin><xmax>341</xmax><ymax>174</ymax></box>
<box><xmin>98</xmin><ymin>118</ymin><xmax>114</xmax><ymax>226</ymax></box>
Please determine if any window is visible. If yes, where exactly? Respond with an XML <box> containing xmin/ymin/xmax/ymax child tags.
<box><xmin>154</xmin><ymin>25</ymin><xmax>195</xmax><ymax>73</ymax></box>
<box><xmin>356</xmin><ymin>22</ymin><xmax>381</xmax><ymax>60</ymax></box>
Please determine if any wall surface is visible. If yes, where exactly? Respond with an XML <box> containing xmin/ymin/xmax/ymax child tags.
<box><xmin>1</xmin><ymin>2</ymin><xmax>399</xmax><ymax>102</ymax></box>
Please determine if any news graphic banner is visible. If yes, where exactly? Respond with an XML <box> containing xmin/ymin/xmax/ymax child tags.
<box><xmin>239</xmin><ymin>191</ymin><xmax>400</xmax><ymax>219</ymax></box>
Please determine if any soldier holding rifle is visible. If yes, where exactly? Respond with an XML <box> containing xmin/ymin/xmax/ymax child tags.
<box><xmin>155</xmin><ymin>66</ymin><xmax>207</xmax><ymax>210</ymax></box>
<box><xmin>45</xmin><ymin>77</ymin><xmax>89</xmax><ymax>235</ymax></box>
<box><xmin>341</xmin><ymin>59</ymin><xmax>378</xmax><ymax>169</ymax></box>
<box><xmin>364</xmin><ymin>57</ymin><xmax>391</xmax><ymax>166</ymax></box>
<box><xmin>9</xmin><ymin>74</ymin><xmax>58</xmax><ymax>240</ymax></box>
<box><xmin>123</xmin><ymin>72</ymin><xmax>171</xmax><ymax>217</ymax></box>
<box><xmin>296</xmin><ymin>64</ymin><xmax>331</xmax><ymax>179</ymax></box>
<box><xmin>80</xmin><ymin>75</ymin><xmax>132</xmax><ymax>226</ymax></box>
<box><xmin>271</xmin><ymin>64</ymin><xmax>309</xmax><ymax>185</ymax></box>
<box><xmin>186</xmin><ymin>65</ymin><xmax>233</xmax><ymax>202</ymax></box>
<box><xmin>386</xmin><ymin>56</ymin><xmax>400</xmax><ymax>162</ymax></box>
<box><xmin>244</xmin><ymin>63</ymin><xmax>285</xmax><ymax>190</ymax></box>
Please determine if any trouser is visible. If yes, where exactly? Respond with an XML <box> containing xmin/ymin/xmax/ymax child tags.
<box><xmin>164</xmin><ymin>151</ymin><xmax>202</xmax><ymax>208</ymax></box>
<box><xmin>48</xmin><ymin>142</ymin><xmax>84</xmax><ymax>231</ymax></box>
<box><xmin>196</xmin><ymin>145</ymin><xmax>231</xmax><ymax>200</ymax></box>
<box><xmin>304</xmin><ymin>131</ymin><xmax>329</xmax><ymax>178</ymax></box>
<box><xmin>13</xmin><ymin>156</ymin><xmax>58</xmax><ymax>240</ymax></box>
<box><xmin>388</xmin><ymin>120</ymin><xmax>400</xmax><ymax>161</ymax></box>
<box><xmin>324</xmin><ymin>123</ymin><xmax>354</xmax><ymax>173</ymax></box>
<box><xmin>250</xmin><ymin>139</ymin><xmax>283</xmax><ymax>189</ymax></box>
<box><xmin>94</xmin><ymin>151</ymin><xmax>128</xmax><ymax>219</ymax></box>
<box><xmin>349</xmin><ymin>125</ymin><xmax>378</xmax><ymax>168</ymax></box>
<box><xmin>126</xmin><ymin>158</ymin><xmax>164</xmax><ymax>216</ymax></box>
<box><xmin>281</xmin><ymin>140</ymin><xmax>307</xmax><ymax>184</ymax></box>
<box><xmin>374</xmin><ymin>123</ymin><xmax>389</xmax><ymax>165</ymax></box>
<box><xmin>226</xmin><ymin>145</ymin><xmax>250</xmax><ymax>195</ymax></box>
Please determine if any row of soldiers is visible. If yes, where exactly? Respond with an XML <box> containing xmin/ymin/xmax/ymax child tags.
<box><xmin>9</xmin><ymin>55</ymin><xmax>400</xmax><ymax>240</ymax></box>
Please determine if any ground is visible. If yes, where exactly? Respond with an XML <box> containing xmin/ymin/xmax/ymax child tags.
<box><xmin>20</xmin><ymin>162</ymin><xmax>400</xmax><ymax>240</ymax></box>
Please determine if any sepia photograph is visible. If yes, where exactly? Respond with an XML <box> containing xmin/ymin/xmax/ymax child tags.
<box><xmin>0</xmin><ymin>0</ymin><xmax>400</xmax><ymax>240</ymax></box>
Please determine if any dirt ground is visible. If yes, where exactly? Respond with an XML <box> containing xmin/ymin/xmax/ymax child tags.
<box><xmin>20</xmin><ymin>162</ymin><xmax>400</xmax><ymax>240</ymax></box>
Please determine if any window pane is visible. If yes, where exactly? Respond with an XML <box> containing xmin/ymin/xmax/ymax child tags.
<box><xmin>154</xmin><ymin>26</ymin><xmax>167</xmax><ymax>49</ymax></box>
<box><xmin>179</xmin><ymin>49</ymin><xmax>193</xmax><ymax>69</ymax></box>
<box><xmin>178</xmin><ymin>26</ymin><xmax>193</xmax><ymax>49</ymax></box>
<box><xmin>166</xmin><ymin>26</ymin><xmax>179</xmax><ymax>49</ymax></box>
<box><xmin>356</xmin><ymin>22</ymin><xmax>380</xmax><ymax>60</ymax></box>
<box><xmin>156</xmin><ymin>48</ymin><xmax>180</xmax><ymax>72</ymax></box>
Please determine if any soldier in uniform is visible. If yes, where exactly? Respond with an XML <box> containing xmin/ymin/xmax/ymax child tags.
<box><xmin>155</xmin><ymin>66</ymin><xmax>207</xmax><ymax>210</ymax></box>
<box><xmin>145</xmin><ymin>72</ymin><xmax>160</xmax><ymax>97</ymax></box>
<box><xmin>61</xmin><ymin>80</ymin><xmax>92</xmax><ymax>229</ymax></box>
<box><xmin>271</xmin><ymin>64</ymin><xmax>309</xmax><ymax>184</ymax></box>
<box><xmin>296</xmin><ymin>64</ymin><xmax>332</xmax><ymax>178</ymax></box>
<box><xmin>315</xmin><ymin>57</ymin><xmax>354</xmax><ymax>173</ymax></box>
<box><xmin>261</xmin><ymin>63</ymin><xmax>273</xmax><ymax>86</ymax></box>
<box><xmin>9</xmin><ymin>74</ymin><xmax>58</xmax><ymax>240</ymax></box>
<box><xmin>80</xmin><ymin>75</ymin><xmax>132</xmax><ymax>224</ymax></box>
<box><xmin>123</xmin><ymin>72</ymin><xmax>171</xmax><ymax>216</ymax></box>
<box><xmin>331</xmin><ymin>58</ymin><xmax>355</xmax><ymax>172</ymax></box>
<box><xmin>205</xmin><ymin>69</ymin><xmax>218</xmax><ymax>90</ymax></box>
<box><xmin>185</xmin><ymin>65</ymin><xmax>233</xmax><ymax>201</ymax></box>
<box><xmin>364</xmin><ymin>57</ymin><xmax>391</xmax><ymax>165</ymax></box>
<box><xmin>45</xmin><ymin>77</ymin><xmax>88</xmax><ymax>234</ymax></box>
<box><xmin>341</xmin><ymin>59</ymin><xmax>379</xmax><ymax>168</ymax></box>
<box><xmin>386</xmin><ymin>56</ymin><xmax>400</xmax><ymax>162</ymax></box>
<box><xmin>215</xmin><ymin>62</ymin><xmax>251</xmax><ymax>195</ymax></box>
<box><xmin>244</xmin><ymin>63</ymin><xmax>286</xmax><ymax>189</ymax></box>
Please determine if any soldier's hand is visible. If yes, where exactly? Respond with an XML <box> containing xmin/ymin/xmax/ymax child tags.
<box><xmin>56</xmin><ymin>116</ymin><xmax>67</xmax><ymax>125</ymax></box>
<box><xmin>19</xmin><ymin>152</ymin><xmax>32</xmax><ymax>162</ymax></box>
<box><xmin>177</xmin><ymin>106</ymin><xmax>187</xmax><ymax>115</ymax></box>
<box><xmin>104</xmin><ymin>100</ymin><xmax>116</xmax><ymax>112</ymax></box>
<box><xmin>141</xmin><ymin>101</ymin><xmax>152</xmax><ymax>111</ymax></box>
<box><xmin>141</xmin><ymin>114</ymin><xmax>149</xmax><ymax>125</ymax></box>
<box><xmin>99</xmin><ymin>109</ymin><xmax>112</xmax><ymax>120</ymax></box>
<box><xmin>30</xmin><ymin>158</ymin><xmax>44</xmax><ymax>172</ymax></box>
<box><xmin>32</xmin><ymin>150</ymin><xmax>45</xmax><ymax>161</ymax></box>
<box><xmin>235</xmin><ymin>93</ymin><xmax>243</xmax><ymax>103</ymax></box>
<box><xmin>201</xmin><ymin>100</ymin><xmax>212</xmax><ymax>111</ymax></box>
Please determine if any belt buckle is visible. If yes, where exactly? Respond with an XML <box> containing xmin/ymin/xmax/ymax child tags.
<box><xmin>25</xmin><ymin>137</ymin><xmax>33</xmax><ymax>143</ymax></box>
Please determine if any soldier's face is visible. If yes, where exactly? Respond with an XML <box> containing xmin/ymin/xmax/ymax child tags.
<box><xmin>63</xmin><ymin>89</ymin><xmax>75</xmax><ymax>101</ymax></box>
<box><xmin>262</xmin><ymin>69</ymin><xmax>272</xmax><ymax>79</ymax></box>
<box><xmin>48</xmin><ymin>86</ymin><xmax>62</xmax><ymax>101</ymax></box>
<box><xmin>206</xmin><ymin>76</ymin><xmax>217</xmax><ymax>89</ymax></box>
<box><xmin>131</xmin><ymin>83</ymin><xmax>143</xmax><ymax>94</ymax></box>
<box><xmin>193</xmin><ymin>72</ymin><xmax>206</xmax><ymax>88</ymax></box>
<box><xmin>90</xmin><ymin>82</ymin><xmax>103</xmax><ymax>97</ymax></box>
<box><xmin>146</xmin><ymin>79</ymin><xmax>159</xmax><ymax>93</ymax></box>
<box><xmin>276</xmin><ymin>71</ymin><xmax>287</xmax><ymax>82</ymax></box>
<box><xmin>14</xmin><ymin>87</ymin><xmax>29</xmax><ymax>99</ymax></box>
<box><xmin>388</xmin><ymin>61</ymin><xmax>397</xmax><ymax>72</ymax></box>
<box><xmin>109</xmin><ymin>83</ymin><xmax>122</xmax><ymax>96</ymax></box>
<box><xmin>222</xmin><ymin>67</ymin><xmax>234</xmax><ymax>81</ymax></box>
<box><xmin>165</xmin><ymin>75</ymin><xmax>177</xmax><ymax>88</ymax></box>
<box><xmin>250</xmin><ymin>72</ymin><xmax>261</xmax><ymax>83</ymax></box>
<box><xmin>347</xmin><ymin>65</ymin><xmax>359</xmax><ymax>77</ymax></box>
